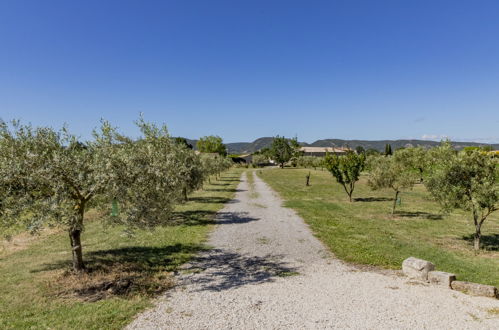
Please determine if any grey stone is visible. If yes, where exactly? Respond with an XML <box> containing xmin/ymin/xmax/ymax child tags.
<box><xmin>451</xmin><ymin>281</ymin><xmax>498</xmax><ymax>298</ymax></box>
<box><xmin>402</xmin><ymin>257</ymin><xmax>435</xmax><ymax>281</ymax></box>
<box><xmin>428</xmin><ymin>271</ymin><xmax>456</xmax><ymax>288</ymax></box>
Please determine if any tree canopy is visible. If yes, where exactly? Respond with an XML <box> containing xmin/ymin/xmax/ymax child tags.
<box><xmin>325</xmin><ymin>152</ymin><xmax>365</xmax><ymax>202</ymax></box>
<box><xmin>367</xmin><ymin>155</ymin><xmax>417</xmax><ymax>214</ymax></box>
<box><xmin>425</xmin><ymin>149</ymin><xmax>498</xmax><ymax>250</ymax></box>
<box><xmin>0</xmin><ymin>118</ymin><xmax>215</xmax><ymax>271</ymax></box>
<box><xmin>196</xmin><ymin>135</ymin><xmax>227</xmax><ymax>156</ymax></box>
<box><xmin>268</xmin><ymin>136</ymin><xmax>301</xmax><ymax>168</ymax></box>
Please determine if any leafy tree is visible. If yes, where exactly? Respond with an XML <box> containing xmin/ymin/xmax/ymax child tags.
<box><xmin>355</xmin><ymin>146</ymin><xmax>365</xmax><ymax>154</ymax></box>
<box><xmin>425</xmin><ymin>150</ymin><xmax>498</xmax><ymax>251</ymax></box>
<box><xmin>252</xmin><ymin>154</ymin><xmax>268</xmax><ymax>167</ymax></box>
<box><xmin>0</xmin><ymin>118</ymin><xmax>194</xmax><ymax>272</ymax></box>
<box><xmin>269</xmin><ymin>136</ymin><xmax>300</xmax><ymax>168</ymax></box>
<box><xmin>174</xmin><ymin>137</ymin><xmax>193</xmax><ymax>149</ymax></box>
<box><xmin>175</xmin><ymin>145</ymin><xmax>204</xmax><ymax>201</ymax></box>
<box><xmin>324</xmin><ymin>152</ymin><xmax>366</xmax><ymax>202</ymax></box>
<box><xmin>394</xmin><ymin>147</ymin><xmax>428</xmax><ymax>182</ymax></box>
<box><xmin>384</xmin><ymin>143</ymin><xmax>392</xmax><ymax>156</ymax></box>
<box><xmin>367</xmin><ymin>156</ymin><xmax>417</xmax><ymax>214</ymax></box>
<box><xmin>366</xmin><ymin>148</ymin><xmax>380</xmax><ymax>156</ymax></box>
<box><xmin>196</xmin><ymin>135</ymin><xmax>227</xmax><ymax>156</ymax></box>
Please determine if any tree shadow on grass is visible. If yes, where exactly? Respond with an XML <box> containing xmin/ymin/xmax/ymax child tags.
<box><xmin>35</xmin><ymin>243</ymin><xmax>207</xmax><ymax>301</ymax></box>
<box><xmin>188</xmin><ymin>196</ymin><xmax>232</xmax><ymax>204</ymax></box>
<box><xmin>180</xmin><ymin>249</ymin><xmax>297</xmax><ymax>292</ymax></box>
<box><xmin>354</xmin><ymin>197</ymin><xmax>393</xmax><ymax>202</ymax></box>
<box><xmin>462</xmin><ymin>234</ymin><xmax>499</xmax><ymax>251</ymax></box>
<box><xmin>209</xmin><ymin>182</ymin><xmax>231</xmax><ymax>186</ymax></box>
<box><xmin>395</xmin><ymin>211</ymin><xmax>443</xmax><ymax>220</ymax></box>
<box><xmin>204</xmin><ymin>188</ymin><xmax>246</xmax><ymax>193</ymax></box>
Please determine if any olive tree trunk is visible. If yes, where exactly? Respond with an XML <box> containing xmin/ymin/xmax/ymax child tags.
<box><xmin>392</xmin><ymin>190</ymin><xmax>400</xmax><ymax>215</ymax></box>
<box><xmin>69</xmin><ymin>202</ymin><xmax>86</xmax><ymax>272</ymax></box>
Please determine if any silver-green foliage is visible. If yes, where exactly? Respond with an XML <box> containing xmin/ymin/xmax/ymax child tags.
<box><xmin>425</xmin><ymin>148</ymin><xmax>498</xmax><ymax>250</ymax></box>
<box><xmin>367</xmin><ymin>155</ymin><xmax>417</xmax><ymax>214</ymax></box>
<box><xmin>0</xmin><ymin>118</ymin><xmax>205</xmax><ymax>271</ymax></box>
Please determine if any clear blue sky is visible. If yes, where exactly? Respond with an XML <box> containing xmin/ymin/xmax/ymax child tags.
<box><xmin>1</xmin><ymin>0</ymin><xmax>498</xmax><ymax>143</ymax></box>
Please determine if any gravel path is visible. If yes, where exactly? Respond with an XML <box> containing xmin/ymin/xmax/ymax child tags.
<box><xmin>128</xmin><ymin>171</ymin><xmax>499</xmax><ymax>329</ymax></box>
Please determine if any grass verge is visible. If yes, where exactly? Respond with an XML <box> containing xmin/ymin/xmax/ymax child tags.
<box><xmin>0</xmin><ymin>168</ymin><xmax>243</xmax><ymax>329</ymax></box>
<box><xmin>258</xmin><ymin>168</ymin><xmax>499</xmax><ymax>287</ymax></box>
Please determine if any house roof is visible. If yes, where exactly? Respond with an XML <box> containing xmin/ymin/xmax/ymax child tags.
<box><xmin>300</xmin><ymin>147</ymin><xmax>350</xmax><ymax>153</ymax></box>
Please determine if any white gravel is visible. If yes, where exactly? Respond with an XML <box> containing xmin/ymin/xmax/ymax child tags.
<box><xmin>127</xmin><ymin>171</ymin><xmax>499</xmax><ymax>329</ymax></box>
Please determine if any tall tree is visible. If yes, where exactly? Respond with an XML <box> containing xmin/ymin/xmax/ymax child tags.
<box><xmin>269</xmin><ymin>136</ymin><xmax>300</xmax><ymax>168</ymax></box>
<box><xmin>367</xmin><ymin>156</ymin><xmax>417</xmax><ymax>214</ymax></box>
<box><xmin>425</xmin><ymin>149</ymin><xmax>498</xmax><ymax>251</ymax></box>
<box><xmin>324</xmin><ymin>152</ymin><xmax>365</xmax><ymax>202</ymax></box>
<box><xmin>196</xmin><ymin>135</ymin><xmax>227</xmax><ymax>156</ymax></box>
<box><xmin>384</xmin><ymin>143</ymin><xmax>393</xmax><ymax>156</ymax></box>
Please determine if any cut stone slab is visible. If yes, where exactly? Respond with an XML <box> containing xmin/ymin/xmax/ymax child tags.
<box><xmin>402</xmin><ymin>257</ymin><xmax>435</xmax><ymax>281</ymax></box>
<box><xmin>428</xmin><ymin>271</ymin><xmax>456</xmax><ymax>288</ymax></box>
<box><xmin>451</xmin><ymin>281</ymin><xmax>498</xmax><ymax>298</ymax></box>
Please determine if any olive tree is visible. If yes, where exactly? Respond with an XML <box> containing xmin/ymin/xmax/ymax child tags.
<box><xmin>394</xmin><ymin>147</ymin><xmax>428</xmax><ymax>182</ymax></box>
<box><xmin>173</xmin><ymin>142</ymin><xmax>204</xmax><ymax>201</ymax></box>
<box><xmin>0</xmin><ymin>118</ymin><xmax>194</xmax><ymax>272</ymax></box>
<box><xmin>324</xmin><ymin>151</ymin><xmax>366</xmax><ymax>202</ymax></box>
<box><xmin>425</xmin><ymin>149</ymin><xmax>498</xmax><ymax>251</ymax></box>
<box><xmin>367</xmin><ymin>156</ymin><xmax>417</xmax><ymax>214</ymax></box>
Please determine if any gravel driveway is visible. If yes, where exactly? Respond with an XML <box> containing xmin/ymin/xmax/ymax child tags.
<box><xmin>127</xmin><ymin>171</ymin><xmax>499</xmax><ymax>329</ymax></box>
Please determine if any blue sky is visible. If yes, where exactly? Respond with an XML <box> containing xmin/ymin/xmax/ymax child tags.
<box><xmin>1</xmin><ymin>0</ymin><xmax>498</xmax><ymax>143</ymax></box>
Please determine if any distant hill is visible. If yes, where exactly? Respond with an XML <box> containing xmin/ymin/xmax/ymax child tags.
<box><xmin>179</xmin><ymin>137</ymin><xmax>499</xmax><ymax>154</ymax></box>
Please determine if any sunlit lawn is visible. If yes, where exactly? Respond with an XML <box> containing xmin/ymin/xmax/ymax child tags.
<box><xmin>258</xmin><ymin>168</ymin><xmax>499</xmax><ymax>287</ymax></box>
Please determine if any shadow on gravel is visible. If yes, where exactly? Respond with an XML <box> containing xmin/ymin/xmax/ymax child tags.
<box><xmin>216</xmin><ymin>211</ymin><xmax>260</xmax><ymax>225</ymax></box>
<box><xmin>188</xmin><ymin>196</ymin><xmax>232</xmax><ymax>204</ymax></box>
<box><xmin>183</xmin><ymin>249</ymin><xmax>297</xmax><ymax>292</ymax></box>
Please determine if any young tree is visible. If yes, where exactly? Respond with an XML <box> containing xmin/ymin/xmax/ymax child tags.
<box><xmin>174</xmin><ymin>145</ymin><xmax>205</xmax><ymax>201</ymax></box>
<box><xmin>269</xmin><ymin>136</ymin><xmax>300</xmax><ymax>168</ymax></box>
<box><xmin>384</xmin><ymin>143</ymin><xmax>393</xmax><ymax>156</ymax></box>
<box><xmin>367</xmin><ymin>156</ymin><xmax>417</xmax><ymax>214</ymax></box>
<box><xmin>425</xmin><ymin>150</ymin><xmax>498</xmax><ymax>251</ymax></box>
<box><xmin>324</xmin><ymin>152</ymin><xmax>366</xmax><ymax>202</ymax></box>
<box><xmin>196</xmin><ymin>135</ymin><xmax>227</xmax><ymax>156</ymax></box>
<box><xmin>394</xmin><ymin>147</ymin><xmax>428</xmax><ymax>182</ymax></box>
<box><xmin>0</xmin><ymin>118</ymin><xmax>194</xmax><ymax>272</ymax></box>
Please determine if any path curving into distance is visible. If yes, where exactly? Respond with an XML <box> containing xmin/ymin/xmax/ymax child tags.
<box><xmin>128</xmin><ymin>171</ymin><xmax>499</xmax><ymax>329</ymax></box>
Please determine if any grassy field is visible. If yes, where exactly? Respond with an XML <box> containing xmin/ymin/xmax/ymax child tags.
<box><xmin>258</xmin><ymin>168</ymin><xmax>499</xmax><ymax>287</ymax></box>
<box><xmin>0</xmin><ymin>168</ymin><xmax>243</xmax><ymax>329</ymax></box>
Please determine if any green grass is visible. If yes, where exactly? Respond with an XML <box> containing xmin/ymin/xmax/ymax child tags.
<box><xmin>258</xmin><ymin>168</ymin><xmax>499</xmax><ymax>287</ymax></box>
<box><xmin>0</xmin><ymin>168</ymin><xmax>243</xmax><ymax>330</ymax></box>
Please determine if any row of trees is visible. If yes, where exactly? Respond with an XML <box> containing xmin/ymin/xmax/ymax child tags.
<box><xmin>0</xmin><ymin>119</ymin><xmax>232</xmax><ymax>271</ymax></box>
<box><xmin>314</xmin><ymin>143</ymin><xmax>498</xmax><ymax>251</ymax></box>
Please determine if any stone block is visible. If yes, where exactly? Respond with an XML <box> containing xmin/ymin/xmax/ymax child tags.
<box><xmin>451</xmin><ymin>281</ymin><xmax>498</xmax><ymax>298</ymax></box>
<box><xmin>402</xmin><ymin>257</ymin><xmax>435</xmax><ymax>281</ymax></box>
<box><xmin>428</xmin><ymin>271</ymin><xmax>456</xmax><ymax>288</ymax></box>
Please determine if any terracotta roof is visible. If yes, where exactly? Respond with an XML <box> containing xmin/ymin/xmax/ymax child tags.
<box><xmin>300</xmin><ymin>147</ymin><xmax>350</xmax><ymax>153</ymax></box>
